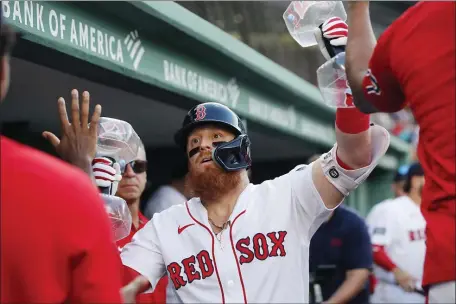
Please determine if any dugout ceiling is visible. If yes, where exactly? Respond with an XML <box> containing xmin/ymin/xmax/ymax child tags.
<box><xmin>1</xmin><ymin>1</ymin><xmax>410</xmax><ymax>170</ymax></box>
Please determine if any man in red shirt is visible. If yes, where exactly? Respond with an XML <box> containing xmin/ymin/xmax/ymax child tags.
<box><xmin>0</xmin><ymin>11</ymin><xmax>124</xmax><ymax>302</ymax></box>
<box><xmin>93</xmin><ymin>141</ymin><xmax>168</xmax><ymax>303</ymax></box>
<box><xmin>1</xmin><ymin>9</ymin><xmax>149</xmax><ymax>301</ymax></box>
<box><xmin>345</xmin><ymin>2</ymin><xmax>455</xmax><ymax>302</ymax></box>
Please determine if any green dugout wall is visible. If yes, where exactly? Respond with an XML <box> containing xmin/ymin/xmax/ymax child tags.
<box><xmin>2</xmin><ymin>1</ymin><xmax>410</xmax><ymax>215</ymax></box>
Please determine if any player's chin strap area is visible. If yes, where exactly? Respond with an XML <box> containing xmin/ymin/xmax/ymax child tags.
<box><xmin>319</xmin><ymin>124</ymin><xmax>391</xmax><ymax>196</ymax></box>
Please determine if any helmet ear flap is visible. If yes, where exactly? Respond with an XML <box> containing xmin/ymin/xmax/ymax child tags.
<box><xmin>212</xmin><ymin>134</ymin><xmax>251</xmax><ymax>172</ymax></box>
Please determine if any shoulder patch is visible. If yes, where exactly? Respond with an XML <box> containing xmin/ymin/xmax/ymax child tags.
<box><xmin>373</xmin><ymin>227</ymin><xmax>386</xmax><ymax>235</ymax></box>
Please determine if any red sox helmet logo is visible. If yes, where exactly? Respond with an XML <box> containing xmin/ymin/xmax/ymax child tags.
<box><xmin>195</xmin><ymin>104</ymin><xmax>207</xmax><ymax>121</ymax></box>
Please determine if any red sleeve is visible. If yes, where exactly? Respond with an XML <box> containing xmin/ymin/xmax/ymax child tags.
<box><xmin>123</xmin><ymin>265</ymin><xmax>158</xmax><ymax>303</ymax></box>
<box><xmin>149</xmin><ymin>276</ymin><xmax>168</xmax><ymax>304</ymax></box>
<box><xmin>66</xmin><ymin>178</ymin><xmax>123</xmax><ymax>303</ymax></box>
<box><xmin>362</xmin><ymin>25</ymin><xmax>406</xmax><ymax>113</ymax></box>
<box><xmin>372</xmin><ymin>245</ymin><xmax>397</xmax><ymax>272</ymax></box>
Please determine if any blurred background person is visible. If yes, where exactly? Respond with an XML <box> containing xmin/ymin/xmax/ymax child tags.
<box><xmin>367</xmin><ymin>163</ymin><xmax>426</xmax><ymax>303</ymax></box>
<box><xmin>92</xmin><ymin>139</ymin><xmax>169</xmax><ymax>303</ymax></box>
<box><xmin>391</xmin><ymin>164</ymin><xmax>409</xmax><ymax>198</ymax></box>
<box><xmin>309</xmin><ymin>205</ymin><xmax>372</xmax><ymax>304</ymax></box>
<box><xmin>144</xmin><ymin>152</ymin><xmax>189</xmax><ymax>219</ymax></box>
<box><xmin>1</xmin><ymin>6</ymin><xmax>125</xmax><ymax>301</ymax></box>
<box><xmin>366</xmin><ymin>164</ymin><xmax>410</xmax><ymax>236</ymax></box>
<box><xmin>113</xmin><ymin>142</ymin><xmax>149</xmax><ymax>249</ymax></box>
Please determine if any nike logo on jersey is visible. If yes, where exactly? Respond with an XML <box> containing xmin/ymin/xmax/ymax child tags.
<box><xmin>178</xmin><ymin>223</ymin><xmax>195</xmax><ymax>234</ymax></box>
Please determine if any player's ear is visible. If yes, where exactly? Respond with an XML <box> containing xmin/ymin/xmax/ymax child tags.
<box><xmin>410</xmin><ymin>176</ymin><xmax>419</xmax><ymax>192</ymax></box>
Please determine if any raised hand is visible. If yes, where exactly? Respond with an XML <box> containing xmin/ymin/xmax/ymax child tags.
<box><xmin>43</xmin><ymin>89</ymin><xmax>101</xmax><ymax>172</ymax></box>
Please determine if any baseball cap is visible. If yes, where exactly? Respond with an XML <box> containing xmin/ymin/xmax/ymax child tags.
<box><xmin>406</xmin><ymin>162</ymin><xmax>424</xmax><ymax>179</ymax></box>
<box><xmin>402</xmin><ymin>162</ymin><xmax>424</xmax><ymax>193</ymax></box>
<box><xmin>393</xmin><ymin>164</ymin><xmax>410</xmax><ymax>182</ymax></box>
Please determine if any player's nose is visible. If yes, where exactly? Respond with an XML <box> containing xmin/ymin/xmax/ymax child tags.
<box><xmin>123</xmin><ymin>163</ymin><xmax>136</xmax><ymax>177</ymax></box>
<box><xmin>199</xmin><ymin>137</ymin><xmax>213</xmax><ymax>151</ymax></box>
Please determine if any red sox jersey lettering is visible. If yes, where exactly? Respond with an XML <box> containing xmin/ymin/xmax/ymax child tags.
<box><xmin>236</xmin><ymin>231</ymin><xmax>287</xmax><ymax>265</ymax></box>
<box><xmin>167</xmin><ymin>231</ymin><xmax>288</xmax><ymax>290</ymax></box>
<box><xmin>167</xmin><ymin>250</ymin><xmax>214</xmax><ymax>289</ymax></box>
<box><xmin>408</xmin><ymin>229</ymin><xmax>426</xmax><ymax>242</ymax></box>
<box><xmin>120</xmin><ymin>163</ymin><xmax>335</xmax><ymax>303</ymax></box>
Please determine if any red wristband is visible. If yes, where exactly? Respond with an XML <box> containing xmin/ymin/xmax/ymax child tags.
<box><xmin>372</xmin><ymin>245</ymin><xmax>397</xmax><ymax>272</ymax></box>
<box><xmin>335</xmin><ymin>96</ymin><xmax>370</xmax><ymax>134</ymax></box>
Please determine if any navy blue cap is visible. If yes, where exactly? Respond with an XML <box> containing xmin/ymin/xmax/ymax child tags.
<box><xmin>403</xmin><ymin>162</ymin><xmax>424</xmax><ymax>193</ymax></box>
<box><xmin>407</xmin><ymin>162</ymin><xmax>424</xmax><ymax>179</ymax></box>
<box><xmin>394</xmin><ymin>164</ymin><xmax>410</xmax><ymax>182</ymax></box>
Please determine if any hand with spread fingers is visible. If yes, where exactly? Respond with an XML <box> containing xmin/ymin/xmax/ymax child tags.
<box><xmin>43</xmin><ymin>89</ymin><xmax>101</xmax><ymax>174</ymax></box>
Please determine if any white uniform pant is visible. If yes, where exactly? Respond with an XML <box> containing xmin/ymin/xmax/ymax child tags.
<box><xmin>427</xmin><ymin>281</ymin><xmax>456</xmax><ymax>304</ymax></box>
<box><xmin>371</xmin><ymin>282</ymin><xmax>425</xmax><ymax>303</ymax></box>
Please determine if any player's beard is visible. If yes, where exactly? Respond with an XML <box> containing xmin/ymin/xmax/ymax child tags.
<box><xmin>187</xmin><ymin>154</ymin><xmax>241</xmax><ymax>202</ymax></box>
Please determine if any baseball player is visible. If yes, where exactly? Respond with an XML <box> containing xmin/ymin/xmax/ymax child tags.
<box><xmin>367</xmin><ymin>163</ymin><xmax>426</xmax><ymax>303</ymax></box>
<box><xmin>0</xmin><ymin>7</ymin><xmax>129</xmax><ymax>302</ymax></box>
<box><xmin>117</xmin><ymin>19</ymin><xmax>390</xmax><ymax>300</ymax></box>
<box><xmin>93</xmin><ymin>142</ymin><xmax>170</xmax><ymax>303</ymax></box>
<box><xmin>2</xmin><ymin>112</ymin><xmax>128</xmax><ymax>297</ymax></box>
<box><xmin>345</xmin><ymin>3</ymin><xmax>455</xmax><ymax>302</ymax></box>
<box><xmin>365</xmin><ymin>164</ymin><xmax>410</xmax><ymax>233</ymax></box>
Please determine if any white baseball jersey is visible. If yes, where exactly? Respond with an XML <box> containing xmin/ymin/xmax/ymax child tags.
<box><xmin>367</xmin><ymin>196</ymin><xmax>426</xmax><ymax>303</ymax></box>
<box><xmin>121</xmin><ymin>163</ymin><xmax>337</xmax><ymax>303</ymax></box>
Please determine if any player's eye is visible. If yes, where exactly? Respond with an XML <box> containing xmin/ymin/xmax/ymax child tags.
<box><xmin>214</xmin><ymin>133</ymin><xmax>222</xmax><ymax>139</ymax></box>
<box><xmin>190</xmin><ymin>138</ymin><xmax>200</xmax><ymax>145</ymax></box>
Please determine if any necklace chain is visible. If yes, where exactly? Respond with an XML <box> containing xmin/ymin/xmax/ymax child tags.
<box><xmin>209</xmin><ymin>218</ymin><xmax>230</xmax><ymax>250</ymax></box>
<box><xmin>208</xmin><ymin>217</ymin><xmax>230</xmax><ymax>231</ymax></box>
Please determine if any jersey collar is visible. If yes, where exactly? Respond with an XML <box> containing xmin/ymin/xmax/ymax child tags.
<box><xmin>186</xmin><ymin>183</ymin><xmax>254</xmax><ymax>225</ymax></box>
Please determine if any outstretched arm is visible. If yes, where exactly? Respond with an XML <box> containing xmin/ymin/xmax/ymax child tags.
<box><xmin>345</xmin><ymin>2</ymin><xmax>379</xmax><ymax>114</ymax></box>
<box><xmin>311</xmin><ymin>16</ymin><xmax>389</xmax><ymax>209</ymax></box>
<box><xmin>345</xmin><ymin>2</ymin><xmax>406</xmax><ymax>114</ymax></box>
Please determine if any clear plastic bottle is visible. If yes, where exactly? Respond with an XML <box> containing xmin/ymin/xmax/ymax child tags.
<box><xmin>102</xmin><ymin>194</ymin><xmax>132</xmax><ymax>242</ymax></box>
<box><xmin>95</xmin><ymin>117</ymin><xmax>141</xmax><ymax>241</ymax></box>
<box><xmin>96</xmin><ymin>117</ymin><xmax>141</xmax><ymax>168</ymax></box>
<box><xmin>283</xmin><ymin>1</ymin><xmax>346</xmax><ymax>47</ymax></box>
<box><xmin>316</xmin><ymin>52</ymin><xmax>354</xmax><ymax>108</ymax></box>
